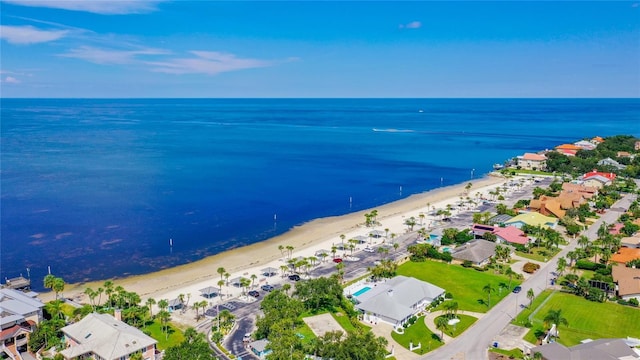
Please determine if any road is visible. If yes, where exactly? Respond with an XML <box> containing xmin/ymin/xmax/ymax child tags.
<box><xmin>422</xmin><ymin>192</ymin><xmax>637</xmax><ymax>360</ymax></box>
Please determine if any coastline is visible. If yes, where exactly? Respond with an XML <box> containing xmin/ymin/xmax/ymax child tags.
<box><xmin>46</xmin><ymin>173</ymin><xmax>508</xmax><ymax>303</ymax></box>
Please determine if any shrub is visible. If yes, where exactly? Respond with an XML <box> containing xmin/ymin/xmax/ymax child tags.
<box><xmin>462</xmin><ymin>260</ymin><xmax>473</xmax><ymax>268</ymax></box>
<box><xmin>576</xmin><ymin>259</ymin><xmax>605</xmax><ymax>271</ymax></box>
<box><xmin>523</xmin><ymin>262</ymin><xmax>541</xmax><ymax>274</ymax></box>
<box><xmin>445</xmin><ymin>292</ymin><xmax>453</xmax><ymax>299</ymax></box>
<box><xmin>630</xmin><ymin>298</ymin><xmax>639</xmax><ymax>307</ymax></box>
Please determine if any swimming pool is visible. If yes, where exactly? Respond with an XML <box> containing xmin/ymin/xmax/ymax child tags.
<box><xmin>442</xmin><ymin>247</ymin><xmax>452</xmax><ymax>253</ymax></box>
<box><xmin>353</xmin><ymin>286</ymin><xmax>372</xmax><ymax>297</ymax></box>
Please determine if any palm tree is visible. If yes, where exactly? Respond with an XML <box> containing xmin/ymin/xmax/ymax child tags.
<box><xmin>286</xmin><ymin>245</ymin><xmax>294</xmax><ymax>259</ymax></box>
<box><xmin>52</xmin><ymin>277</ymin><xmax>65</xmax><ymax>300</ymax></box>
<box><xmin>278</xmin><ymin>245</ymin><xmax>285</xmax><ymax>257</ymax></box>
<box><xmin>240</xmin><ymin>278</ymin><xmax>251</xmax><ymax>296</ymax></box>
<box><xmin>96</xmin><ymin>287</ymin><xmax>104</xmax><ymax>307</ymax></box>
<box><xmin>217</xmin><ymin>279</ymin><xmax>225</xmax><ymax>298</ymax></box>
<box><xmin>250</xmin><ymin>274</ymin><xmax>258</xmax><ymax>288</ymax></box>
<box><xmin>527</xmin><ymin>289</ymin><xmax>535</xmax><ymax>308</ymax></box>
<box><xmin>533</xmin><ymin>351</ymin><xmax>543</xmax><ymax>360</ymax></box>
<box><xmin>224</xmin><ymin>272</ymin><xmax>230</xmax><ymax>286</ymax></box>
<box><xmin>331</xmin><ymin>246</ymin><xmax>337</xmax><ymax>260</ymax></box>
<box><xmin>146</xmin><ymin>298</ymin><xmax>156</xmax><ymax>318</ymax></box>
<box><xmin>279</xmin><ymin>265</ymin><xmax>289</xmax><ymax>277</ymax></box>
<box><xmin>282</xmin><ymin>283</ymin><xmax>291</xmax><ymax>296</ymax></box>
<box><xmin>556</xmin><ymin>257</ymin><xmax>567</xmax><ymax>276</ymax></box>
<box><xmin>393</xmin><ymin>243</ymin><xmax>399</xmax><ymax>253</ymax></box>
<box><xmin>577</xmin><ymin>235</ymin><xmax>590</xmax><ymax>249</ymax></box>
<box><xmin>217</xmin><ymin>267</ymin><xmax>226</xmax><ymax>283</ymax></box>
<box><xmin>543</xmin><ymin>309</ymin><xmax>569</xmax><ymax>341</ymax></box>
<box><xmin>483</xmin><ymin>283</ymin><xmax>495</xmax><ymax>308</ymax></box>
<box><xmin>435</xmin><ymin>316</ymin><xmax>449</xmax><ymax>340</ymax></box>
<box><xmin>505</xmin><ymin>268</ymin><xmax>516</xmax><ymax>290</ymax></box>
<box><xmin>340</xmin><ymin>234</ymin><xmax>346</xmax><ymax>248</ymax></box>
<box><xmin>158</xmin><ymin>310</ymin><xmax>171</xmax><ymax>340</ymax></box>
<box><xmin>84</xmin><ymin>287</ymin><xmax>97</xmax><ymax>311</ymax></box>
<box><xmin>44</xmin><ymin>274</ymin><xmax>56</xmax><ymax>297</ymax></box>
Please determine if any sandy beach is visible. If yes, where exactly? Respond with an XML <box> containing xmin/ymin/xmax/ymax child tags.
<box><xmin>48</xmin><ymin>174</ymin><xmax>511</xmax><ymax>311</ymax></box>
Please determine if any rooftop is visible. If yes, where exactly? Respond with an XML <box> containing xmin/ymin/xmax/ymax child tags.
<box><xmin>611</xmin><ymin>248</ymin><xmax>640</xmax><ymax>264</ymax></box>
<box><xmin>450</xmin><ymin>239</ymin><xmax>497</xmax><ymax>263</ymax></box>
<box><xmin>612</xmin><ymin>265</ymin><xmax>640</xmax><ymax>297</ymax></box>
<box><xmin>531</xmin><ymin>338</ymin><xmax>639</xmax><ymax>360</ymax></box>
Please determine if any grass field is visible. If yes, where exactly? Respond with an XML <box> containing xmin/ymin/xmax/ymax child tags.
<box><xmin>523</xmin><ymin>292</ymin><xmax>640</xmax><ymax>346</ymax></box>
<box><xmin>516</xmin><ymin>247</ymin><xmax>560</xmax><ymax>262</ymax></box>
<box><xmin>397</xmin><ymin>261</ymin><xmax>521</xmax><ymax>313</ymax></box>
<box><xmin>145</xmin><ymin>320</ymin><xmax>185</xmax><ymax>350</ymax></box>
<box><xmin>512</xmin><ymin>289</ymin><xmax>554</xmax><ymax>326</ymax></box>
<box><xmin>390</xmin><ymin>316</ymin><xmax>443</xmax><ymax>355</ymax></box>
<box><xmin>489</xmin><ymin>348</ymin><xmax>525</xmax><ymax>359</ymax></box>
<box><xmin>434</xmin><ymin>314</ymin><xmax>477</xmax><ymax>337</ymax></box>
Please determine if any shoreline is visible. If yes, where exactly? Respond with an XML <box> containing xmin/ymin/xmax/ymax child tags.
<box><xmin>47</xmin><ymin>173</ymin><xmax>509</xmax><ymax>303</ymax></box>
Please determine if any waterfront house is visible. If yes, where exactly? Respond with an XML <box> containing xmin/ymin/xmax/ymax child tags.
<box><xmin>450</xmin><ymin>239</ymin><xmax>497</xmax><ymax>266</ymax></box>
<box><xmin>582</xmin><ymin>170</ymin><xmax>616</xmax><ymax>189</ymax></box>
<box><xmin>530</xmin><ymin>338</ymin><xmax>640</xmax><ymax>360</ymax></box>
<box><xmin>516</xmin><ymin>153</ymin><xmax>547</xmax><ymax>171</ymax></box>
<box><xmin>591</xmin><ymin>136</ymin><xmax>605</xmax><ymax>145</ymax></box>
<box><xmin>573</xmin><ymin>140</ymin><xmax>597</xmax><ymax>151</ymax></box>
<box><xmin>612</xmin><ymin>265</ymin><xmax>640</xmax><ymax>302</ymax></box>
<box><xmin>504</xmin><ymin>212</ymin><xmax>558</xmax><ymax>229</ymax></box>
<box><xmin>0</xmin><ymin>288</ymin><xmax>44</xmax><ymax>357</ymax></box>
<box><xmin>355</xmin><ymin>275</ymin><xmax>444</xmax><ymax>329</ymax></box>
<box><xmin>555</xmin><ymin>144</ymin><xmax>582</xmax><ymax>156</ymax></box>
<box><xmin>60</xmin><ymin>312</ymin><xmax>157</xmax><ymax>360</ymax></box>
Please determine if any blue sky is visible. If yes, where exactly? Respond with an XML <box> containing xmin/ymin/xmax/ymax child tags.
<box><xmin>1</xmin><ymin>1</ymin><xmax>638</xmax><ymax>98</ymax></box>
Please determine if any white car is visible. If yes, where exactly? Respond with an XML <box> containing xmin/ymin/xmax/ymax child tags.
<box><xmin>363</xmin><ymin>247</ymin><xmax>375</xmax><ymax>253</ymax></box>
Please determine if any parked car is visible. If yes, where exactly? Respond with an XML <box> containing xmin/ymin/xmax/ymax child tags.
<box><xmin>512</xmin><ymin>286</ymin><xmax>522</xmax><ymax>294</ymax></box>
<box><xmin>288</xmin><ymin>274</ymin><xmax>301</xmax><ymax>281</ymax></box>
<box><xmin>333</xmin><ymin>258</ymin><xmax>343</xmax><ymax>263</ymax></box>
<box><xmin>363</xmin><ymin>247</ymin><xmax>375</xmax><ymax>253</ymax></box>
<box><xmin>261</xmin><ymin>284</ymin><xmax>275</xmax><ymax>292</ymax></box>
<box><xmin>248</xmin><ymin>290</ymin><xmax>260</xmax><ymax>298</ymax></box>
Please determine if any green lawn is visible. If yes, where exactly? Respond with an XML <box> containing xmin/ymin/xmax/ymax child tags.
<box><xmin>296</xmin><ymin>321</ymin><xmax>317</xmax><ymax>345</ymax></box>
<box><xmin>390</xmin><ymin>316</ymin><xmax>443</xmax><ymax>355</ymax></box>
<box><xmin>331</xmin><ymin>312</ymin><xmax>357</xmax><ymax>332</ymax></box>
<box><xmin>144</xmin><ymin>320</ymin><xmax>184</xmax><ymax>350</ymax></box>
<box><xmin>524</xmin><ymin>292</ymin><xmax>640</xmax><ymax>346</ymax></box>
<box><xmin>489</xmin><ymin>348</ymin><xmax>525</xmax><ymax>359</ymax></box>
<box><xmin>434</xmin><ymin>314</ymin><xmax>477</xmax><ymax>337</ymax></box>
<box><xmin>516</xmin><ymin>247</ymin><xmax>560</xmax><ymax>263</ymax></box>
<box><xmin>397</xmin><ymin>261</ymin><xmax>521</xmax><ymax>313</ymax></box>
<box><xmin>512</xmin><ymin>289</ymin><xmax>554</xmax><ymax>326</ymax></box>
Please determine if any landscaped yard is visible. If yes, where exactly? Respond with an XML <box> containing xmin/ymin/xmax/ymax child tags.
<box><xmin>434</xmin><ymin>314</ymin><xmax>477</xmax><ymax>337</ymax></box>
<box><xmin>144</xmin><ymin>320</ymin><xmax>185</xmax><ymax>350</ymax></box>
<box><xmin>512</xmin><ymin>289</ymin><xmax>553</xmax><ymax>326</ymax></box>
<box><xmin>390</xmin><ymin>316</ymin><xmax>443</xmax><ymax>355</ymax></box>
<box><xmin>523</xmin><ymin>292</ymin><xmax>640</xmax><ymax>346</ymax></box>
<box><xmin>516</xmin><ymin>247</ymin><xmax>560</xmax><ymax>263</ymax></box>
<box><xmin>397</xmin><ymin>260</ymin><xmax>522</xmax><ymax>313</ymax></box>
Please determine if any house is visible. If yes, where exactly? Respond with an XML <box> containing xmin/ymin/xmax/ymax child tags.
<box><xmin>248</xmin><ymin>339</ymin><xmax>272</xmax><ymax>359</ymax></box>
<box><xmin>517</xmin><ymin>153</ymin><xmax>547</xmax><ymax>171</ymax></box>
<box><xmin>610</xmin><ymin>247</ymin><xmax>640</xmax><ymax>265</ymax></box>
<box><xmin>617</xmin><ymin>151</ymin><xmax>632</xmax><ymax>158</ymax></box>
<box><xmin>60</xmin><ymin>312</ymin><xmax>157</xmax><ymax>360</ymax></box>
<box><xmin>488</xmin><ymin>214</ymin><xmax>514</xmax><ymax>226</ymax></box>
<box><xmin>574</xmin><ymin>140</ymin><xmax>597</xmax><ymax>151</ymax></box>
<box><xmin>561</xmin><ymin>183</ymin><xmax>598</xmax><ymax>199</ymax></box>
<box><xmin>592</xmin><ymin>136</ymin><xmax>605</xmax><ymax>145</ymax></box>
<box><xmin>555</xmin><ymin>144</ymin><xmax>582</xmax><ymax>156</ymax></box>
<box><xmin>609</xmin><ymin>223</ymin><xmax>624</xmax><ymax>236</ymax></box>
<box><xmin>582</xmin><ymin>170</ymin><xmax>616</xmax><ymax>189</ymax></box>
<box><xmin>355</xmin><ymin>276</ymin><xmax>444</xmax><ymax>328</ymax></box>
<box><xmin>504</xmin><ymin>212</ymin><xmax>558</xmax><ymax>229</ymax></box>
<box><xmin>0</xmin><ymin>288</ymin><xmax>44</xmax><ymax>357</ymax></box>
<box><xmin>598</xmin><ymin>158</ymin><xmax>627</xmax><ymax>170</ymax></box>
<box><xmin>529</xmin><ymin>196</ymin><xmax>566</xmax><ymax>219</ymax></box>
<box><xmin>450</xmin><ymin>239</ymin><xmax>497</xmax><ymax>266</ymax></box>
<box><xmin>530</xmin><ymin>338</ymin><xmax>640</xmax><ymax>360</ymax></box>
<box><xmin>612</xmin><ymin>265</ymin><xmax>640</xmax><ymax>302</ymax></box>
<box><xmin>621</xmin><ymin>235</ymin><xmax>640</xmax><ymax>249</ymax></box>
<box><xmin>471</xmin><ymin>224</ymin><xmax>530</xmax><ymax>245</ymax></box>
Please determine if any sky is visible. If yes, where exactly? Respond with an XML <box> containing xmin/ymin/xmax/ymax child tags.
<box><xmin>0</xmin><ymin>1</ymin><xmax>639</xmax><ymax>98</ymax></box>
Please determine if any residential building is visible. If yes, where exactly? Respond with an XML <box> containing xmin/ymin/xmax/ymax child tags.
<box><xmin>574</xmin><ymin>140</ymin><xmax>597</xmax><ymax>150</ymax></box>
<box><xmin>582</xmin><ymin>170</ymin><xmax>616</xmax><ymax>189</ymax></box>
<box><xmin>516</xmin><ymin>153</ymin><xmax>547</xmax><ymax>171</ymax></box>
<box><xmin>612</xmin><ymin>265</ymin><xmax>640</xmax><ymax>302</ymax></box>
<box><xmin>621</xmin><ymin>235</ymin><xmax>640</xmax><ymax>249</ymax></box>
<box><xmin>450</xmin><ymin>239</ymin><xmax>497</xmax><ymax>266</ymax></box>
<box><xmin>610</xmin><ymin>247</ymin><xmax>640</xmax><ymax>265</ymax></box>
<box><xmin>504</xmin><ymin>212</ymin><xmax>558</xmax><ymax>229</ymax></box>
<box><xmin>530</xmin><ymin>338</ymin><xmax>640</xmax><ymax>360</ymax></box>
<box><xmin>60</xmin><ymin>313</ymin><xmax>157</xmax><ymax>360</ymax></box>
<box><xmin>561</xmin><ymin>183</ymin><xmax>598</xmax><ymax>199</ymax></box>
<box><xmin>248</xmin><ymin>339</ymin><xmax>272</xmax><ymax>359</ymax></box>
<box><xmin>555</xmin><ymin>144</ymin><xmax>582</xmax><ymax>156</ymax></box>
<box><xmin>355</xmin><ymin>276</ymin><xmax>444</xmax><ymax>329</ymax></box>
<box><xmin>592</xmin><ymin>136</ymin><xmax>605</xmax><ymax>145</ymax></box>
<box><xmin>617</xmin><ymin>151</ymin><xmax>632</xmax><ymax>158</ymax></box>
<box><xmin>0</xmin><ymin>288</ymin><xmax>44</xmax><ymax>358</ymax></box>
<box><xmin>598</xmin><ymin>158</ymin><xmax>627</xmax><ymax>170</ymax></box>
<box><xmin>471</xmin><ymin>224</ymin><xmax>530</xmax><ymax>245</ymax></box>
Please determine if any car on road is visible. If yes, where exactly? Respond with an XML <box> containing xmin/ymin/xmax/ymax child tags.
<box><xmin>333</xmin><ymin>258</ymin><xmax>343</xmax><ymax>263</ymax></box>
<box><xmin>288</xmin><ymin>274</ymin><xmax>301</xmax><ymax>281</ymax></box>
<box><xmin>261</xmin><ymin>284</ymin><xmax>275</xmax><ymax>292</ymax></box>
<box><xmin>363</xmin><ymin>247</ymin><xmax>375</xmax><ymax>253</ymax></box>
<box><xmin>512</xmin><ymin>286</ymin><xmax>522</xmax><ymax>293</ymax></box>
<box><xmin>248</xmin><ymin>290</ymin><xmax>260</xmax><ymax>298</ymax></box>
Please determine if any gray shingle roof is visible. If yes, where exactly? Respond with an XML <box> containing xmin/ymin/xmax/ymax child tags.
<box><xmin>61</xmin><ymin>313</ymin><xmax>156</xmax><ymax>360</ymax></box>
<box><xmin>451</xmin><ymin>239</ymin><xmax>496</xmax><ymax>263</ymax></box>
<box><xmin>531</xmin><ymin>338</ymin><xmax>639</xmax><ymax>360</ymax></box>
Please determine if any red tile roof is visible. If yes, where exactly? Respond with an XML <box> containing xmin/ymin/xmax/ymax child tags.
<box><xmin>556</xmin><ymin>144</ymin><xmax>582</xmax><ymax>150</ymax></box>
<box><xmin>611</xmin><ymin>247</ymin><xmax>640</xmax><ymax>264</ymax></box>
<box><xmin>522</xmin><ymin>153</ymin><xmax>546</xmax><ymax>161</ymax></box>
<box><xmin>493</xmin><ymin>226</ymin><xmax>530</xmax><ymax>245</ymax></box>
<box><xmin>583</xmin><ymin>170</ymin><xmax>616</xmax><ymax>181</ymax></box>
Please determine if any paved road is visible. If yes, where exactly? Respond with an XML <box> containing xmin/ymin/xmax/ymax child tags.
<box><xmin>421</xmin><ymin>192</ymin><xmax>637</xmax><ymax>360</ymax></box>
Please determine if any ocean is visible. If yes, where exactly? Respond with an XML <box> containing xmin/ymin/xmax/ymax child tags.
<box><xmin>1</xmin><ymin>98</ymin><xmax>638</xmax><ymax>289</ymax></box>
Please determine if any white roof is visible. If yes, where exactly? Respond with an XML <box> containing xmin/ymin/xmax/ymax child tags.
<box><xmin>356</xmin><ymin>276</ymin><xmax>445</xmax><ymax>323</ymax></box>
<box><xmin>0</xmin><ymin>288</ymin><xmax>44</xmax><ymax>324</ymax></box>
<box><xmin>61</xmin><ymin>313</ymin><xmax>156</xmax><ymax>360</ymax></box>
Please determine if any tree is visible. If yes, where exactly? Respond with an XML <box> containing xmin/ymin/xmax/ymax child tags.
<box><xmin>578</xmin><ymin>235</ymin><xmax>590</xmax><ymax>249</ymax></box>
<box><xmin>278</xmin><ymin>244</ymin><xmax>285</xmax><ymax>257</ymax></box>
<box><xmin>240</xmin><ymin>277</ymin><xmax>252</xmax><ymax>296</ymax></box>
<box><xmin>146</xmin><ymin>298</ymin><xmax>156</xmax><ymax>318</ymax></box>
<box><xmin>158</xmin><ymin>310</ymin><xmax>171</xmax><ymax>340</ymax></box>
<box><xmin>483</xmin><ymin>283</ymin><xmax>495</xmax><ymax>308</ymax></box>
<box><xmin>505</xmin><ymin>268</ymin><xmax>517</xmax><ymax>290</ymax></box>
<box><xmin>250</xmin><ymin>274</ymin><xmax>258</xmax><ymax>288</ymax></box>
<box><xmin>293</xmin><ymin>276</ymin><xmax>343</xmax><ymax>312</ymax></box>
<box><xmin>164</xmin><ymin>327</ymin><xmax>215</xmax><ymax>359</ymax></box>
<box><xmin>216</xmin><ymin>267</ymin><xmax>226</xmax><ymax>283</ymax></box>
<box><xmin>556</xmin><ymin>257</ymin><xmax>568</xmax><ymax>276</ymax></box>
<box><xmin>527</xmin><ymin>288</ymin><xmax>535</xmax><ymax>308</ymax></box>
<box><xmin>44</xmin><ymin>274</ymin><xmax>56</xmax><ymax>293</ymax></box>
<box><xmin>436</xmin><ymin>316</ymin><xmax>449</xmax><ymax>340</ymax></box>
<box><xmin>52</xmin><ymin>277</ymin><xmax>65</xmax><ymax>300</ymax></box>
<box><xmin>543</xmin><ymin>309</ymin><xmax>568</xmax><ymax>341</ymax></box>
<box><xmin>404</xmin><ymin>216</ymin><xmax>417</xmax><ymax>231</ymax></box>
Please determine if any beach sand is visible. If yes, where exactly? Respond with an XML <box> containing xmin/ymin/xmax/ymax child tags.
<box><xmin>48</xmin><ymin>174</ymin><xmax>510</xmax><ymax>308</ymax></box>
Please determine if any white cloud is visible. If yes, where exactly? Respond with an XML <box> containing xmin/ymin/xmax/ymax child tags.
<box><xmin>399</xmin><ymin>21</ymin><xmax>422</xmax><ymax>29</ymax></box>
<box><xmin>0</xmin><ymin>25</ymin><xmax>68</xmax><ymax>44</ymax></box>
<box><xmin>3</xmin><ymin>76</ymin><xmax>21</xmax><ymax>83</ymax></box>
<box><xmin>59</xmin><ymin>46</ymin><xmax>168</xmax><ymax>64</ymax></box>
<box><xmin>147</xmin><ymin>51</ymin><xmax>275</xmax><ymax>75</ymax></box>
<box><xmin>2</xmin><ymin>0</ymin><xmax>164</xmax><ymax>14</ymax></box>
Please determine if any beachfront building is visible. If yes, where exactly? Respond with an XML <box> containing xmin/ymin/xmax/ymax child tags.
<box><xmin>574</xmin><ymin>140</ymin><xmax>597</xmax><ymax>151</ymax></box>
<box><xmin>581</xmin><ymin>170</ymin><xmax>616</xmax><ymax>189</ymax></box>
<box><xmin>516</xmin><ymin>153</ymin><xmax>547</xmax><ymax>171</ymax></box>
<box><xmin>555</xmin><ymin>144</ymin><xmax>582</xmax><ymax>157</ymax></box>
<box><xmin>0</xmin><ymin>288</ymin><xmax>44</xmax><ymax>358</ymax></box>
<box><xmin>59</xmin><ymin>312</ymin><xmax>157</xmax><ymax>360</ymax></box>
<box><xmin>612</xmin><ymin>265</ymin><xmax>640</xmax><ymax>302</ymax></box>
<box><xmin>354</xmin><ymin>276</ymin><xmax>444</xmax><ymax>329</ymax></box>
<box><xmin>450</xmin><ymin>239</ymin><xmax>498</xmax><ymax>266</ymax></box>
<box><xmin>504</xmin><ymin>212</ymin><xmax>558</xmax><ymax>229</ymax></box>
<box><xmin>530</xmin><ymin>338</ymin><xmax>640</xmax><ymax>360</ymax></box>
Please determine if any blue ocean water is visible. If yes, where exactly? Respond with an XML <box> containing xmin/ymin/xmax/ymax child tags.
<box><xmin>2</xmin><ymin>98</ymin><xmax>638</xmax><ymax>289</ymax></box>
